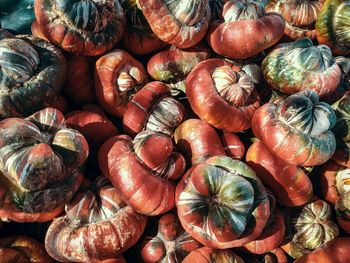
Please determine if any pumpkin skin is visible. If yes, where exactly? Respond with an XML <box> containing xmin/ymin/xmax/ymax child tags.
<box><xmin>262</xmin><ymin>38</ymin><xmax>342</xmax><ymax>97</ymax></box>
<box><xmin>265</xmin><ymin>0</ymin><xmax>323</xmax><ymax>40</ymax></box>
<box><xmin>0</xmin><ymin>107</ymin><xmax>88</xmax><ymax>221</ymax></box>
<box><xmin>94</xmin><ymin>256</ymin><xmax>126</xmax><ymax>263</ymax></box>
<box><xmin>34</xmin><ymin>0</ymin><xmax>125</xmax><ymax>56</ymax></box>
<box><xmin>295</xmin><ymin>237</ymin><xmax>350</xmax><ymax>263</ymax></box>
<box><xmin>95</xmin><ymin>49</ymin><xmax>148</xmax><ymax>118</ymax></box>
<box><xmin>45</xmin><ymin>176</ymin><xmax>147</xmax><ymax>262</ymax></box>
<box><xmin>261</xmin><ymin>248</ymin><xmax>288</xmax><ymax>263</ymax></box>
<box><xmin>182</xmin><ymin>247</ymin><xmax>244</xmax><ymax>263</ymax></box>
<box><xmin>141</xmin><ymin>213</ymin><xmax>202</xmax><ymax>262</ymax></box>
<box><xmin>99</xmin><ymin>132</ymin><xmax>186</xmax><ymax>216</ymax></box>
<box><xmin>316</xmin><ymin>0</ymin><xmax>350</xmax><ymax>55</ymax></box>
<box><xmin>123</xmin><ymin>81</ymin><xmax>186</xmax><ymax>137</ymax></box>
<box><xmin>138</xmin><ymin>0</ymin><xmax>211</xmax><ymax>49</ymax></box>
<box><xmin>282</xmin><ymin>199</ymin><xmax>339</xmax><ymax>259</ymax></box>
<box><xmin>147</xmin><ymin>45</ymin><xmax>211</xmax><ymax>94</ymax></box>
<box><xmin>176</xmin><ymin>156</ymin><xmax>270</xmax><ymax>248</ymax></box>
<box><xmin>246</xmin><ymin>140</ymin><xmax>312</xmax><ymax>206</ymax></box>
<box><xmin>207</xmin><ymin>0</ymin><xmax>285</xmax><ymax>59</ymax></box>
<box><xmin>0</xmin><ymin>235</ymin><xmax>53</xmax><ymax>262</ymax></box>
<box><xmin>186</xmin><ymin>58</ymin><xmax>260</xmax><ymax>133</ymax></box>
<box><xmin>0</xmin><ymin>30</ymin><xmax>66</xmax><ymax>119</ymax></box>
<box><xmin>121</xmin><ymin>0</ymin><xmax>166</xmax><ymax>55</ymax></box>
<box><xmin>252</xmin><ymin>90</ymin><xmax>337</xmax><ymax>166</ymax></box>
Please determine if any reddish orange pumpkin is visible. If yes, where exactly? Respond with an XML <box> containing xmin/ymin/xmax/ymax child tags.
<box><xmin>182</xmin><ymin>247</ymin><xmax>244</xmax><ymax>263</ymax></box>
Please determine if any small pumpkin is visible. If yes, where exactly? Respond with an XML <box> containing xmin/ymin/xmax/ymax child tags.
<box><xmin>182</xmin><ymin>247</ymin><xmax>244</xmax><ymax>263</ymax></box>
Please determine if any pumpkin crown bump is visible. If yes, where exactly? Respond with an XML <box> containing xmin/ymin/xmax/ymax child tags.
<box><xmin>285</xmin><ymin>38</ymin><xmax>334</xmax><ymax>72</ymax></box>
<box><xmin>336</xmin><ymin>191</ymin><xmax>350</xmax><ymax>220</ymax></box>
<box><xmin>277</xmin><ymin>90</ymin><xmax>337</xmax><ymax>136</ymax></box>
<box><xmin>163</xmin><ymin>0</ymin><xmax>209</xmax><ymax>26</ymax></box>
<box><xmin>212</xmin><ymin>66</ymin><xmax>255</xmax><ymax>107</ymax></box>
<box><xmin>117</xmin><ymin>66</ymin><xmax>145</xmax><ymax>92</ymax></box>
<box><xmin>223</xmin><ymin>0</ymin><xmax>265</xmax><ymax>22</ymax></box>
<box><xmin>336</xmin><ymin>168</ymin><xmax>350</xmax><ymax>195</ymax></box>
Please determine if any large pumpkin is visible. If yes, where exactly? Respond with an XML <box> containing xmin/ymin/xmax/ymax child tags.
<box><xmin>0</xmin><ymin>107</ymin><xmax>88</xmax><ymax>222</ymax></box>
<box><xmin>176</xmin><ymin>156</ymin><xmax>270</xmax><ymax>248</ymax></box>
<box><xmin>34</xmin><ymin>0</ymin><xmax>125</xmax><ymax>56</ymax></box>
<box><xmin>262</xmin><ymin>38</ymin><xmax>342</xmax><ymax>97</ymax></box>
<box><xmin>207</xmin><ymin>0</ymin><xmax>284</xmax><ymax>59</ymax></box>
<box><xmin>45</xmin><ymin>176</ymin><xmax>147</xmax><ymax>262</ymax></box>
<box><xmin>316</xmin><ymin>0</ymin><xmax>350</xmax><ymax>55</ymax></box>
<box><xmin>0</xmin><ymin>29</ymin><xmax>66</xmax><ymax>119</ymax></box>
<box><xmin>138</xmin><ymin>0</ymin><xmax>211</xmax><ymax>48</ymax></box>
<box><xmin>182</xmin><ymin>247</ymin><xmax>244</xmax><ymax>263</ymax></box>
<box><xmin>141</xmin><ymin>213</ymin><xmax>202</xmax><ymax>262</ymax></box>
<box><xmin>99</xmin><ymin>132</ymin><xmax>186</xmax><ymax>216</ymax></box>
<box><xmin>186</xmin><ymin>58</ymin><xmax>260</xmax><ymax>132</ymax></box>
<box><xmin>252</xmin><ymin>90</ymin><xmax>337</xmax><ymax>166</ymax></box>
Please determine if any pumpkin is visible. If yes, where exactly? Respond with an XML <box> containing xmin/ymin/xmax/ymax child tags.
<box><xmin>121</xmin><ymin>0</ymin><xmax>166</xmax><ymax>55</ymax></box>
<box><xmin>262</xmin><ymin>38</ymin><xmax>342</xmax><ymax>97</ymax></box>
<box><xmin>295</xmin><ymin>237</ymin><xmax>350</xmax><ymax>263</ymax></box>
<box><xmin>45</xmin><ymin>176</ymin><xmax>147</xmax><ymax>262</ymax></box>
<box><xmin>0</xmin><ymin>235</ymin><xmax>53</xmax><ymax>262</ymax></box>
<box><xmin>207</xmin><ymin>0</ymin><xmax>284</xmax><ymax>59</ymax></box>
<box><xmin>141</xmin><ymin>213</ymin><xmax>202</xmax><ymax>262</ymax></box>
<box><xmin>0</xmin><ymin>107</ymin><xmax>88</xmax><ymax>222</ymax></box>
<box><xmin>246</xmin><ymin>140</ymin><xmax>312</xmax><ymax>206</ymax></box>
<box><xmin>282</xmin><ymin>199</ymin><xmax>339</xmax><ymax>259</ymax></box>
<box><xmin>260</xmin><ymin>248</ymin><xmax>288</xmax><ymax>263</ymax></box>
<box><xmin>99</xmin><ymin>132</ymin><xmax>186</xmax><ymax>216</ymax></box>
<box><xmin>316</xmin><ymin>0</ymin><xmax>350</xmax><ymax>55</ymax></box>
<box><xmin>123</xmin><ymin>81</ymin><xmax>186</xmax><ymax>137</ymax></box>
<box><xmin>63</xmin><ymin>55</ymin><xmax>96</xmax><ymax>105</ymax></box>
<box><xmin>95</xmin><ymin>49</ymin><xmax>148</xmax><ymax>118</ymax></box>
<box><xmin>0</xmin><ymin>29</ymin><xmax>66</xmax><ymax>119</ymax></box>
<box><xmin>335</xmin><ymin>191</ymin><xmax>350</xmax><ymax>233</ymax></box>
<box><xmin>186</xmin><ymin>58</ymin><xmax>260</xmax><ymax>132</ymax></box>
<box><xmin>176</xmin><ymin>156</ymin><xmax>270</xmax><ymax>248</ymax></box>
<box><xmin>174</xmin><ymin>119</ymin><xmax>245</xmax><ymax>166</ymax></box>
<box><xmin>34</xmin><ymin>0</ymin><xmax>125</xmax><ymax>56</ymax></box>
<box><xmin>147</xmin><ymin>44</ymin><xmax>211</xmax><ymax>94</ymax></box>
<box><xmin>0</xmin><ymin>0</ymin><xmax>35</xmax><ymax>34</ymax></box>
<box><xmin>94</xmin><ymin>256</ymin><xmax>126</xmax><ymax>263</ymax></box>
<box><xmin>182</xmin><ymin>247</ymin><xmax>244</xmax><ymax>263</ymax></box>
<box><xmin>252</xmin><ymin>90</ymin><xmax>337</xmax><ymax>166</ymax></box>
<box><xmin>138</xmin><ymin>0</ymin><xmax>211</xmax><ymax>48</ymax></box>
<box><xmin>265</xmin><ymin>0</ymin><xmax>323</xmax><ymax>40</ymax></box>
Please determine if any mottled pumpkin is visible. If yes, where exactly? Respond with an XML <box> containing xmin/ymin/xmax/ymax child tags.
<box><xmin>99</xmin><ymin>132</ymin><xmax>186</xmax><ymax>216</ymax></box>
<box><xmin>0</xmin><ymin>30</ymin><xmax>66</xmax><ymax>119</ymax></box>
<box><xmin>186</xmin><ymin>58</ymin><xmax>260</xmax><ymax>132</ymax></box>
<box><xmin>0</xmin><ymin>235</ymin><xmax>53</xmax><ymax>262</ymax></box>
<box><xmin>262</xmin><ymin>38</ymin><xmax>342</xmax><ymax>97</ymax></box>
<box><xmin>138</xmin><ymin>0</ymin><xmax>211</xmax><ymax>48</ymax></box>
<box><xmin>252</xmin><ymin>90</ymin><xmax>337</xmax><ymax>166</ymax></box>
<box><xmin>265</xmin><ymin>0</ymin><xmax>323</xmax><ymax>40</ymax></box>
<box><xmin>141</xmin><ymin>213</ymin><xmax>202</xmax><ymax>262</ymax></box>
<box><xmin>121</xmin><ymin>0</ymin><xmax>166</xmax><ymax>55</ymax></box>
<box><xmin>0</xmin><ymin>108</ymin><xmax>88</xmax><ymax>222</ymax></box>
<box><xmin>207</xmin><ymin>0</ymin><xmax>284</xmax><ymax>59</ymax></box>
<box><xmin>316</xmin><ymin>0</ymin><xmax>350</xmax><ymax>55</ymax></box>
<box><xmin>34</xmin><ymin>0</ymin><xmax>126</xmax><ymax>56</ymax></box>
<box><xmin>176</xmin><ymin>156</ymin><xmax>270</xmax><ymax>248</ymax></box>
<box><xmin>45</xmin><ymin>176</ymin><xmax>147</xmax><ymax>262</ymax></box>
<box><xmin>182</xmin><ymin>247</ymin><xmax>244</xmax><ymax>263</ymax></box>
<box><xmin>123</xmin><ymin>81</ymin><xmax>186</xmax><ymax>137</ymax></box>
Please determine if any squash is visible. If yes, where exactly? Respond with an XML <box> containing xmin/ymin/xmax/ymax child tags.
<box><xmin>182</xmin><ymin>247</ymin><xmax>244</xmax><ymax>263</ymax></box>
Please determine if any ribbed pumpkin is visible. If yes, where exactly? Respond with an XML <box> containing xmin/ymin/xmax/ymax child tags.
<box><xmin>45</xmin><ymin>176</ymin><xmax>147</xmax><ymax>262</ymax></box>
<box><xmin>207</xmin><ymin>0</ymin><xmax>285</xmax><ymax>59</ymax></box>
<box><xmin>176</xmin><ymin>156</ymin><xmax>270</xmax><ymax>248</ymax></box>
<box><xmin>262</xmin><ymin>38</ymin><xmax>342</xmax><ymax>97</ymax></box>
<box><xmin>141</xmin><ymin>213</ymin><xmax>202</xmax><ymax>262</ymax></box>
<box><xmin>34</xmin><ymin>0</ymin><xmax>126</xmax><ymax>56</ymax></box>
<box><xmin>316</xmin><ymin>0</ymin><xmax>350</xmax><ymax>55</ymax></box>
<box><xmin>0</xmin><ymin>235</ymin><xmax>53</xmax><ymax>262</ymax></box>
<box><xmin>186</xmin><ymin>58</ymin><xmax>260</xmax><ymax>133</ymax></box>
<box><xmin>138</xmin><ymin>0</ymin><xmax>211</xmax><ymax>48</ymax></box>
<box><xmin>252</xmin><ymin>90</ymin><xmax>337</xmax><ymax>166</ymax></box>
<box><xmin>99</xmin><ymin>132</ymin><xmax>186</xmax><ymax>216</ymax></box>
<box><xmin>0</xmin><ymin>107</ymin><xmax>88</xmax><ymax>222</ymax></box>
<box><xmin>123</xmin><ymin>81</ymin><xmax>186</xmax><ymax>137</ymax></box>
<box><xmin>182</xmin><ymin>247</ymin><xmax>244</xmax><ymax>263</ymax></box>
<box><xmin>0</xmin><ymin>29</ymin><xmax>66</xmax><ymax>119</ymax></box>
<box><xmin>265</xmin><ymin>0</ymin><xmax>323</xmax><ymax>40</ymax></box>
